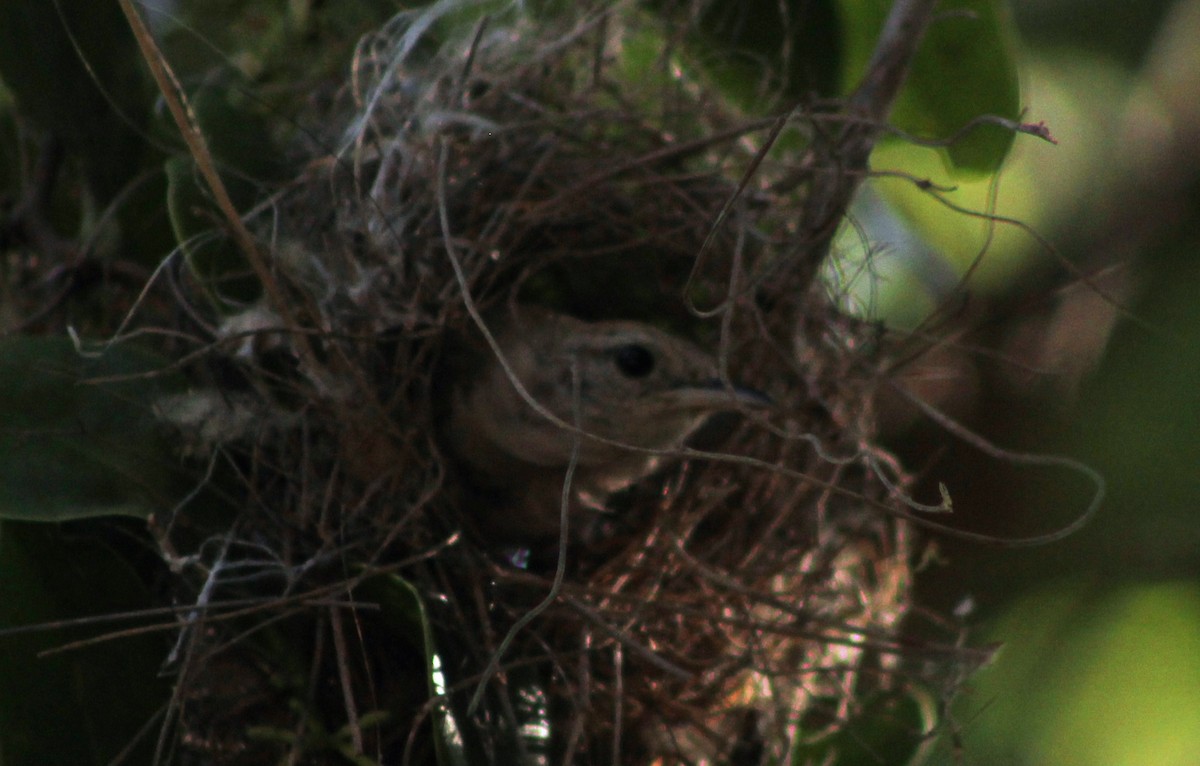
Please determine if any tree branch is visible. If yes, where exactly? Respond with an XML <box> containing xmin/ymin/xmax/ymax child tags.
<box><xmin>794</xmin><ymin>0</ymin><xmax>939</xmax><ymax>292</ymax></box>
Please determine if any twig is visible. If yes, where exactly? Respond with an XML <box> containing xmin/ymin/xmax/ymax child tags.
<box><xmin>792</xmin><ymin>0</ymin><xmax>940</xmax><ymax>293</ymax></box>
<box><xmin>116</xmin><ymin>0</ymin><xmax>324</xmax><ymax>377</ymax></box>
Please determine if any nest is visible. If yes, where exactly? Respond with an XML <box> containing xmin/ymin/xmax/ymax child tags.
<box><xmin>143</xmin><ymin>2</ymin><xmax>961</xmax><ymax>763</ymax></box>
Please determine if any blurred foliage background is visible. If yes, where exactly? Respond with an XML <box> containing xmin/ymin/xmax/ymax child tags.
<box><xmin>0</xmin><ymin>0</ymin><xmax>1197</xmax><ymax>763</ymax></box>
<box><xmin>866</xmin><ymin>0</ymin><xmax>1200</xmax><ymax>763</ymax></box>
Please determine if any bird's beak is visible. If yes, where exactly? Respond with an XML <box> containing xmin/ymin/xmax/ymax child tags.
<box><xmin>667</xmin><ymin>379</ymin><xmax>772</xmax><ymax>411</ymax></box>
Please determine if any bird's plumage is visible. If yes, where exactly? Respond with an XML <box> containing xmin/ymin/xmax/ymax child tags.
<box><xmin>438</xmin><ymin>307</ymin><xmax>765</xmax><ymax>542</ymax></box>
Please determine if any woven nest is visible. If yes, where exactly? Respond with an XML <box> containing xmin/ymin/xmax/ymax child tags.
<box><xmin>148</xmin><ymin>3</ymin><xmax>950</xmax><ymax>764</ymax></box>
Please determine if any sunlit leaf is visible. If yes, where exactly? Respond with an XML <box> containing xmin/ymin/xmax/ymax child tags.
<box><xmin>839</xmin><ymin>0</ymin><xmax>1021</xmax><ymax>175</ymax></box>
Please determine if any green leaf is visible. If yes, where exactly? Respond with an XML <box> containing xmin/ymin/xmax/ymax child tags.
<box><xmin>0</xmin><ymin>337</ymin><xmax>183</xmax><ymax>521</ymax></box>
<box><xmin>187</xmin><ymin>71</ymin><xmax>290</xmax><ymax>185</ymax></box>
<box><xmin>358</xmin><ymin>574</ymin><xmax>469</xmax><ymax>766</ymax></box>
<box><xmin>165</xmin><ymin>153</ymin><xmax>261</xmax><ymax>306</ymax></box>
<box><xmin>792</xmin><ymin>687</ymin><xmax>936</xmax><ymax>765</ymax></box>
<box><xmin>163</xmin><ymin>70</ymin><xmax>290</xmax><ymax>305</ymax></box>
<box><xmin>157</xmin><ymin>0</ymin><xmax>400</xmax><ymax>96</ymax></box>
<box><xmin>0</xmin><ymin>0</ymin><xmax>150</xmax><ymax>200</ymax></box>
<box><xmin>686</xmin><ymin>0</ymin><xmax>842</xmax><ymax>108</ymax></box>
<box><xmin>839</xmin><ymin>0</ymin><xmax>1021</xmax><ymax>175</ymax></box>
<box><xmin>642</xmin><ymin>0</ymin><xmax>841</xmax><ymax>112</ymax></box>
<box><xmin>943</xmin><ymin>583</ymin><xmax>1200</xmax><ymax>765</ymax></box>
<box><xmin>0</xmin><ymin>520</ymin><xmax>168</xmax><ymax>765</ymax></box>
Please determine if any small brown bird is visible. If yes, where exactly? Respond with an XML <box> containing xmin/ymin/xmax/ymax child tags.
<box><xmin>440</xmin><ymin>306</ymin><xmax>768</xmax><ymax>543</ymax></box>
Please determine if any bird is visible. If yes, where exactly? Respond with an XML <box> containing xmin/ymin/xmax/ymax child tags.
<box><xmin>438</xmin><ymin>306</ymin><xmax>769</xmax><ymax>544</ymax></box>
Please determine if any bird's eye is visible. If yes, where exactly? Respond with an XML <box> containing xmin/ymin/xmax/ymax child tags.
<box><xmin>613</xmin><ymin>344</ymin><xmax>655</xmax><ymax>378</ymax></box>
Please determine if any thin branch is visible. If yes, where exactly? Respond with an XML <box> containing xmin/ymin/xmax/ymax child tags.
<box><xmin>793</xmin><ymin>0</ymin><xmax>939</xmax><ymax>292</ymax></box>
<box><xmin>116</xmin><ymin>0</ymin><xmax>324</xmax><ymax>377</ymax></box>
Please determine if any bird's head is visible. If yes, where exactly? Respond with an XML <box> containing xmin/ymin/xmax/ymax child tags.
<box><xmin>469</xmin><ymin>309</ymin><xmax>768</xmax><ymax>469</ymax></box>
